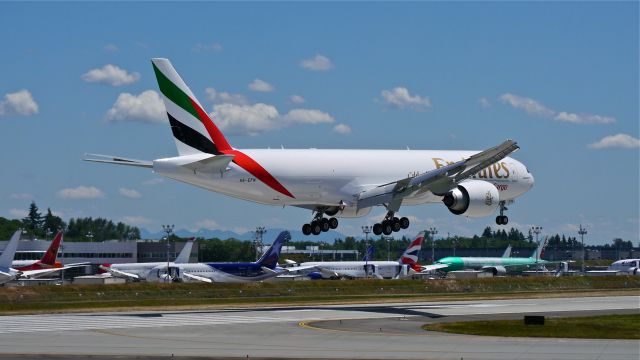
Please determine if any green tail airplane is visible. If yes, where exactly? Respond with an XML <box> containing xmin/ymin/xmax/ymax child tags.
<box><xmin>422</xmin><ymin>239</ymin><xmax>549</xmax><ymax>276</ymax></box>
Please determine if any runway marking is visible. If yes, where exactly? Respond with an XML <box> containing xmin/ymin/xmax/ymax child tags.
<box><xmin>298</xmin><ymin>320</ymin><xmax>428</xmax><ymax>337</ymax></box>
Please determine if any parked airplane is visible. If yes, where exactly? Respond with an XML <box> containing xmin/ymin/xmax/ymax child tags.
<box><xmin>86</xmin><ymin>58</ymin><xmax>534</xmax><ymax>236</ymax></box>
<box><xmin>282</xmin><ymin>232</ymin><xmax>426</xmax><ymax>279</ymax></box>
<box><xmin>607</xmin><ymin>259</ymin><xmax>640</xmax><ymax>275</ymax></box>
<box><xmin>0</xmin><ymin>230</ymin><xmax>85</xmax><ymax>284</ymax></box>
<box><xmin>423</xmin><ymin>238</ymin><xmax>548</xmax><ymax>276</ymax></box>
<box><xmin>99</xmin><ymin>238</ymin><xmax>195</xmax><ymax>281</ymax></box>
<box><xmin>146</xmin><ymin>231</ymin><xmax>289</xmax><ymax>283</ymax></box>
<box><xmin>11</xmin><ymin>231</ymin><xmax>64</xmax><ymax>271</ymax></box>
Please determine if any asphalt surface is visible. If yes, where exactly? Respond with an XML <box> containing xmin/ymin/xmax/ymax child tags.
<box><xmin>0</xmin><ymin>295</ymin><xmax>637</xmax><ymax>360</ymax></box>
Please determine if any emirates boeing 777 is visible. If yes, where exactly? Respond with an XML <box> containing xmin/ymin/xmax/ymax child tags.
<box><xmin>86</xmin><ymin>59</ymin><xmax>534</xmax><ymax>236</ymax></box>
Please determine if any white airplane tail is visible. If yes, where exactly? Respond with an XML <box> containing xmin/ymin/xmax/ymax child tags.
<box><xmin>0</xmin><ymin>230</ymin><xmax>21</xmax><ymax>270</ymax></box>
<box><xmin>174</xmin><ymin>238</ymin><xmax>195</xmax><ymax>263</ymax></box>
<box><xmin>531</xmin><ymin>237</ymin><xmax>548</xmax><ymax>261</ymax></box>
<box><xmin>501</xmin><ymin>244</ymin><xmax>512</xmax><ymax>258</ymax></box>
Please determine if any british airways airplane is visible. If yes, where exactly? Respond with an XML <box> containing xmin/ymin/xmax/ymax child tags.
<box><xmin>86</xmin><ymin>59</ymin><xmax>534</xmax><ymax>236</ymax></box>
<box><xmin>146</xmin><ymin>231</ymin><xmax>288</xmax><ymax>283</ymax></box>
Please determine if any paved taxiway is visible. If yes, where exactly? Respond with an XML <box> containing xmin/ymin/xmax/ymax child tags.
<box><xmin>0</xmin><ymin>295</ymin><xmax>637</xmax><ymax>360</ymax></box>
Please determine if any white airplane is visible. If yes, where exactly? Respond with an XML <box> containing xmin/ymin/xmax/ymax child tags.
<box><xmin>86</xmin><ymin>58</ymin><xmax>534</xmax><ymax>236</ymax></box>
<box><xmin>146</xmin><ymin>231</ymin><xmax>289</xmax><ymax>283</ymax></box>
<box><xmin>99</xmin><ymin>238</ymin><xmax>195</xmax><ymax>281</ymax></box>
<box><xmin>283</xmin><ymin>232</ymin><xmax>426</xmax><ymax>279</ymax></box>
<box><xmin>0</xmin><ymin>230</ymin><xmax>86</xmax><ymax>284</ymax></box>
<box><xmin>607</xmin><ymin>259</ymin><xmax>640</xmax><ymax>275</ymax></box>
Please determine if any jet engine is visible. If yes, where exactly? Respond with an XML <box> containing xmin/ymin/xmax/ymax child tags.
<box><xmin>442</xmin><ymin>180</ymin><xmax>499</xmax><ymax>217</ymax></box>
<box><xmin>482</xmin><ymin>266</ymin><xmax>507</xmax><ymax>276</ymax></box>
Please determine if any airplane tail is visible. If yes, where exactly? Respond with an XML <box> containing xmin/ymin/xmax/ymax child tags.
<box><xmin>531</xmin><ymin>236</ymin><xmax>548</xmax><ymax>261</ymax></box>
<box><xmin>151</xmin><ymin>58</ymin><xmax>233</xmax><ymax>156</ymax></box>
<box><xmin>256</xmin><ymin>231</ymin><xmax>290</xmax><ymax>269</ymax></box>
<box><xmin>39</xmin><ymin>231</ymin><xmax>63</xmax><ymax>266</ymax></box>
<box><xmin>398</xmin><ymin>232</ymin><xmax>425</xmax><ymax>271</ymax></box>
<box><xmin>501</xmin><ymin>244</ymin><xmax>512</xmax><ymax>258</ymax></box>
<box><xmin>0</xmin><ymin>230</ymin><xmax>22</xmax><ymax>270</ymax></box>
<box><xmin>174</xmin><ymin>237</ymin><xmax>195</xmax><ymax>263</ymax></box>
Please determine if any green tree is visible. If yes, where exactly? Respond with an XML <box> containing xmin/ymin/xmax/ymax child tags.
<box><xmin>21</xmin><ymin>201</ymin><xmax>43</xmax><ymax>237</ymax></box>
<box><xmin>42</xmin><ymin>208</ymin><xmax>65</xmax><ymax>236</ymax></box>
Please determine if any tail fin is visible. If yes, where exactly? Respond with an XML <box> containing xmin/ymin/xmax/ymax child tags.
<box><xmin>531</xmin><ymin>237</ymin><xmax>548</xmax><ymax>261</ymax></box>
<box><xmin>151</xmin><ymin>58</ymin><xmax>232</xmax><ymax>156</ymax></box>
<box><xmin>501</xmin><ymin>244</ymin><xmax>512</xmax><ymax>258</ymax></box>
<box><xmin>0</xmin><ymin>230</ymin><xmax>21</xmax><ymax>270</ymax></box>
<box><xmin>39</xmin><ymin>231</ymin><xmax>63</xmax><ymax>266</ymax></box>
<box><xmin>362</xmin><ymin>245</ymin><xmax>375</xmax><ymax>262</ymax></box>
<box><xmin>256</xmin><ymin>231</ymin><xmax>289</xmax><ymax>269</ymax></box>
<box><xmin>399</xmin><ymin>232</ymin><xmax>425</xmax><ymax>271</ymax></box>
<box><xmin>174</xmin><ymin>237</ymin><xmax>195</xmax><ymax>263</ymax></box>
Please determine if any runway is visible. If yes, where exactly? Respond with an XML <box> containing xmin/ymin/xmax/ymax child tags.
<box><xmin>0</xmin><ymin>295</ymin><xmax>637</xmax><ymax>360</ymax></box>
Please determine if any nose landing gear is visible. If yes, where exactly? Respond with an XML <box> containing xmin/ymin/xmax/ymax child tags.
<box><xmin>372</xmin><ymin>211</ymin><xmax>410</xmax><ymax>236</ymax></box>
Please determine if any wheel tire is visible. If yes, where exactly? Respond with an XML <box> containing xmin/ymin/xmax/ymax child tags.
<box><xmin>382</xmin><ymin>221</ymin><xmax>393</xmax><ymax>235</ymax></box>
<box><xmin>399</xmin><ymin>217</ymin><xmax>410</xmax><ymax>229</ymax></box>
<box><xmin>496</xmin><ymin>216</ymin><xmax>502</xmax><ymax>225</ymax></box>
<box><xmin>503</xmin><ymin>216</ymin><xmax>509</xmax><ymax>225</ymax></box>
<box><xmin>373</xmin><ymin>223</ymin><xmax>383</xmax><ymax>235</ymax></box>
<box><xmin>392</xmin><ymin>219</ymin><xmax>401</xmax><ymax>232</ymax></box>
<box><xmin>320</xmin><ymin>218</ymin><xmax>330</xmax><ymax>232</ymax></box>
<box><xmin>302</xmin><ymin>223</ymin><xmax>312</xmax><ymax>235</ymax></box>
<box><xmin>328</xmin><ymin>217</ymin><xmax>339</xmax><ymax>229</ymax></box>
<box><xmin>311</xmin><ymin>221</ymin><xmax>322</xmax><ymax>235</ymax></box>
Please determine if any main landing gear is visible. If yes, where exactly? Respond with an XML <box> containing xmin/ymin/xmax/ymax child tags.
<box><xmin>496</xmin><ymin>201</ymin><xmax>509</xmax><ymax>225</ymax></box>
<box><xmin>372</xmin><ymin>211</ymin><xmax>410</xmax><ymax>236</ymax></box>
<box><xmin>302</xmin><ymin>211</ymin><xmax>339</xmax><ymax>236</ymax></box>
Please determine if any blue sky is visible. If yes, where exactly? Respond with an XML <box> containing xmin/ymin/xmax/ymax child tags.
<box><xmin>1</xmin><ymin>2</ymin><xmax>638</xmax><ymax>244</ymax></box>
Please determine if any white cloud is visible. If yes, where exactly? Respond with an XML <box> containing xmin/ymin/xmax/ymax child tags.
<box><xmin>82</xmin><ymin>64</ymin><xmax>140</xmax><ymax>86</ymax></box>
<box><xmin>478</xmin><ymin>97</ymin><xmax>491</xmax><ymax>108</ymax></box>
<box><xmin>9</xmin><ymin>193</ymin><xmax>33</xmax><ymax>200</ymax></box>
<box><xmin>499</xmin><ymin>93</ymin><xmax>615</xmax><ymax>125</ymax></box>
<box><xmin>248</xmin><ymin>79</ymin><xmax>275</xmax><ymax>92</ymax></box>
<box><xmin>9</xmin><ymin>208</ymin><xmax>28</xmax><ymax>218</ymax></box>
<box><xmin>380</xmin><ymin>87</ymin><xmax>431</xmax><ymax>110</ymax></box>
<box><xmin>204</xmin><ymin>87</ymin><xmax>248</xmax><ymax>105</ymax></box>
<box><xmin>122</xmin><ymin>216</ymin><xmax>152</xmax><ymax>226</ymax></box>
<box><xmin>0</xmin><ymin>89</ymin><xmax>39</xmax><ymax>116</ymax></box>
<box><xmin>104</xmin><ymin>44</ymin><xmax>119</xmax><ymax>52</ymax></box>
<box><xmin>282</xmin><ymin>109</ymin><xmax>334</xmax><ymax>124</ymax></box>
<box><xmin>142</xmin><ymin>178</ymin><xmax>164</xmax><ymax>186</ymax></box>
<box><xmin>290</xmin><ymin>95</ymin><xmax>306</xmax><ymax>104</ymax></box>
<box><xmin>193</xmin><ymin>43</ymin><xmax>223</xmax><ymax>52</ymax></box>
<box><xmin>300</xmin><ymin>54</ymin><xmax>334</xmax><ymax>71</ymax></box>
<box><xmin>588</xmin><ymin>134</ymin><xmax>640</xmax><ymax>149</ymax></box>
<box><xmin>210</xmin><ymin>103</ymin><xmax>336</xmax><ymax>136</ymax></box>
<box><xmin>194</xmin><ymin>219</ymin><xmax>219</xmax><ymax>230</ymax></box>
<box><xmin>118</xmin><ymin>188</ymin><xmax>141</xmax><ymax>199</ymax></box>
<box><xmin>499</xmin><ymin>93</ymin><xmax>554</xmax><ymax>117</ymax></box>
<box><xmin>106</xmin><ymin>90</ymin><xmax>165</xmax><ymax>123</ymax></box>
<box><xmin>332</xmin><ymin>123</ymin><xmax>352</xmax><ymax>134</ymax></box>
<box><xmin>57</xmin><ymin>186</ymin><xmax>105</xmax><ymax>200</ymax></box>
<box><xmin>554</xmin><ymin>112</ymin><xmax>615</xmax><ymax>125</ymax></box>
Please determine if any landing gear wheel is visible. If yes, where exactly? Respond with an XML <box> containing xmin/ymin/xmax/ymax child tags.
<box><xmin>328</xmin><ymin>217</ymin><xmax>339</xmax><ymax>229</ymax></box>
<box><xmin>399</xmin><ymin>217</ymin><xmax>410</xmax><ymax>229</ymax></box>
<box><xmin>373</xmin><ymin>223</ymin><xmax>383</xmax><ymax>235</ymax></box>
<box><xmin>382</xmin><ymin>221</ymin><xmax>393</xmax><ymax>235</ymax></box>
<box><xmin>495</xmin><ymin>215</ymin><xmax>509</xmax><ymax>225</ymax></box>
<box><xmin>311</xmin><ymin>221</ymin><xmax>322</xmax><ymax>235</ymax></box>
<box><xmin>320</xmin><ymin>218</ymin><xmax>330</xmax><ymax>232</ymax></box>
<box><xmin>391</xmin><ymin>218</ymin><xmax>401</xmax><ymax>232</ymax></box>
<box><xmin>302</xmin><ymin>223</ymin><xmax>311</xmax><ymax>236</ymax></box>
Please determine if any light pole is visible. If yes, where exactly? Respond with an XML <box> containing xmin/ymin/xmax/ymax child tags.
<box><xmin>162</xmin><ymin>224</ymin><xmax>174</xmax><ymax>282</ymax></box>
<box><xmin>319</xmin><ymin>241</ymin><xmax>326</xmax><ymax>262</ymax></box>
<box><xmin>530</xmin><ymin>226</ymin><xmax>542</xmax><ymax>263</ymax></box>
<box><xmin>452</xmin><ymin>237</ymin><xmax>458</xmax><ymax>257</ymax></box>
<box><xmin>362</xmin><ymin>226</ymin><xmax>372</xmax><ymax>278</ymax></box>
<box><xmin>85</xmin><ymin>231</ymin><xmax>94</xmax><ymax>243</ymax></box>
<box><xmin>578</xmin><ymin>224</ymin><xmax>587</xmax><ymax>273</ymax></box>
<box><xmin>384</xmin><ymin>236</ymin><xmax>393</xmax><ymax>261</ymax></box>
<box><xmin>253</xmin><ymin>226</ymin><xmax>266</xmax><ymax>261</ymax></box>
<box><xmin>427</xmin><ymin>227</ymin><xmax>438</xmax><ymax>263</ymax></box>
<box><xmin>45</xmin><ymin>228</ymin><xmax>52</xmax><ymax>241</ymax></box>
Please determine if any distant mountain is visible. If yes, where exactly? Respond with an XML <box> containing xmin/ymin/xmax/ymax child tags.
<box><xmin>139</xmin><ymin>227</ymin><xmax>348</xmax><ymax>242</ymax></box>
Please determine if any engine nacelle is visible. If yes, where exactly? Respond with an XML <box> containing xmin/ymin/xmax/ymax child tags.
<box><xmin>442</xmin><ymin>180</ymin><xmax>499</xmax><ymax>218</ymax></box>
<box><xmin>482</xmin><ymin>266</ymin><xmax>507</xmax><ymax>276</ymax></box>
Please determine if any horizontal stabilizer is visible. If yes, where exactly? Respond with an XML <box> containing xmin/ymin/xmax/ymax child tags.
<box><xmin>181</xmin><ymin>154</ymin><xmax>234</xmax><ymax>174</ymax></box>
<box><xmin>84</xmin><ymin>154</ymin><xmax>153</xmax><ymax>168</ymax></box>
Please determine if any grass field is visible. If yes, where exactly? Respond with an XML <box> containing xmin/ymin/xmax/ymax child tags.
<box><xmin>0</xmin><ymin>276</ymin><xmax>638</xmax><ymax>314</ymax></box>
<box><xmin>423</xmin><ymin>314</ymin><xmax>640</xmax><ymax>339</ymax></box>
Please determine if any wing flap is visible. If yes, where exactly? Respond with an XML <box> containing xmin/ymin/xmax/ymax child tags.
<box><xmin>182</xmin><ymin>272</ymin><xmax>213</xmax><ymax>283</ymax></box>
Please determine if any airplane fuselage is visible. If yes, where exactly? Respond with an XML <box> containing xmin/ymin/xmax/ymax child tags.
<box><xmin>154</xmin><ymin>149</ymin><xmax>534</xmax><ymax>216</ymax></box>
<box><xmin>436</xmin><ymin>256</ymin><xmax>549</xmax><ymax>272</ymax></box>
<box><xmin>145</xmin><ymin>262</ymin><xmax>281</xmax><ymax>283</ymax></box>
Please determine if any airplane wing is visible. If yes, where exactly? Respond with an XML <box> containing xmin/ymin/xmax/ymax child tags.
<box><xmin>357</xmin><ymin>139</ymin><xmax>519</xmax><ymax>211</ymax></box>
<box><xmin>99</xmin><ymin>265</ymin><xmax>140</xmax><ymax>280</ymax></box>
<box><xmin>20</xmin><ymin>263</ymin><xmax>88</xmax><ymax>279</ymax></box>
<box><xmin>182</xmin><ymin>272</ymin><xmax>213</xmax><ymax>283</ymax></box>
<box><xmin>420</xmin><ymin>263</ymin><xmax>450</xmax><ymax>272</ymax></box>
